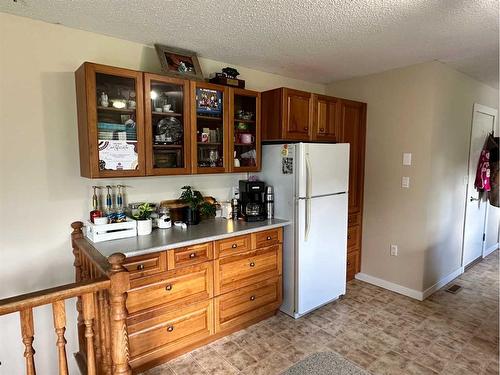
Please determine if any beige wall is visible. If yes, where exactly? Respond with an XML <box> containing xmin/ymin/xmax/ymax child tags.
<box><xmin>0</xmin><ymin>13</ymin><xmax>325</xmax><ymax>374</ymax></box>
<box><xmin>327</xmin><ymin>61</ymin><xmax>499</xmax><ymax>293</ymax></box>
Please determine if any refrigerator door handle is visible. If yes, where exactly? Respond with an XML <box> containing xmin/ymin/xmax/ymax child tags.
<box><xmin>305</xmin><ymin>154</ymin><xmax>312</xmax><ymax>241</ymax></box>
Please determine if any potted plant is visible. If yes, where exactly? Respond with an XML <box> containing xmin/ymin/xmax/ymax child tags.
<box><xmin>179</xmin><ymin>186</ymin><xmax>216</xmax><ymax>225</ymax></box>
<box><xmin>133</xmin><ymin>202</ymin><xmax>153</xmax><ymax>235</ymax></box>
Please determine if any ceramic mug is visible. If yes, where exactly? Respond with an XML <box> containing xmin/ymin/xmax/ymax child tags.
<box><xmin>163</xmin><ymin>104</ymin><xmax>172</xmax><ymax>112</ymax></box>
<box><xmin>239</xmin><ymin>133</ymin><xmax>254</xmax><ymax>144</ymax></box>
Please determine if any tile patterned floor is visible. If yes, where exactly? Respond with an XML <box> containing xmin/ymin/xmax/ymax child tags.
<box><xmin>143</xmin><ymin>251</ymin><xmax>499</xmax><ymax>375</ymax></box>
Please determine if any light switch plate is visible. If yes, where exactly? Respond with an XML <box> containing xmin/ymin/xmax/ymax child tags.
<box><xmin>402</xmin><ymin>176</ymin><xmax>410</xmax><ymax>188</ymax></box>
<box><xmin>403</xmin><ymin>153</ymin><xmax>412</xmax><ymax>166</ymax></box>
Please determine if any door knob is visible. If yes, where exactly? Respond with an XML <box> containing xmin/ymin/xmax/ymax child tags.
<box><xmin>470</xmin><ymin>196</ymin><xmax>480</xmax><ymax>202</ymax></box>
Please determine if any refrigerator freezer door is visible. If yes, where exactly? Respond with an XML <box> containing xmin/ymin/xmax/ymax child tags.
<box><xmin>297</xmin><ymin>143</ymin><xmax>349</xmax><ymax>198</ymax></box>
<box><xmin>296</xmin><ymin>193</ymin><xmax>348</xmax><ymax>316</ymax></box>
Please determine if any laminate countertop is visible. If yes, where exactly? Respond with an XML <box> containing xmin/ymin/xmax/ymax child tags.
<box><xmin>90</xmin><ymin>218</ymin><xmax>290</xmax><ymax>258</ymax></box>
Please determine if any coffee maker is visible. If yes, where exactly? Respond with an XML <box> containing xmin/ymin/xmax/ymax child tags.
<box><xmin>239</xmin><ymin>180</ymin><xmax>266</xmax><ymax>222</ymax></box>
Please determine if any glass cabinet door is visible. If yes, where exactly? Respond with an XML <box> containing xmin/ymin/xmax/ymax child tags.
<box><xmin>231</xmin><ymin>89</ymin><xmax>261</xmax><ymax>172</ymax></box>
<box><xmin>192</xmin><ymin>82</ymin><xmax>228</xmax><ymax>173</ymax></box>
<box><xmin>91</xmin><ymin>66</ymin><xmax>144</xmax><ymax>177</ymax></box>
<box><xmin>144</xmin><ymin>74</ymin><xmax>190</xmax><ymax>175</ymax></box>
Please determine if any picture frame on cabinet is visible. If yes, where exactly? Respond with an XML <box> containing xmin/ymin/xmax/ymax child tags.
<box><xmin>154</xmin><ymin>44</ymin><xmax>204</xmax><ymax>81</ymax></box>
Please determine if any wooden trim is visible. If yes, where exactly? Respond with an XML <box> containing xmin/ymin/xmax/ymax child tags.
<box><xmin>144</xmin><ymin>73</ymin><xmax>191</xmax><ymax>176</ymax></box>
<box><xmin>0</xmin><ymin>279</ymin><xmax>111</xmax><ymax>316</ymax></box>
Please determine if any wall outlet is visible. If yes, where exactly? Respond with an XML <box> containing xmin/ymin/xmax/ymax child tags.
<box><xmin>402</xmin><ymin>152</ymin><xmax>412</xmax><ymax>166</ymax></box>
<box><xmin>390</xmin><ymin>244</ymin><xmax>398</xmax><ymax>256</ymax></box>
<box><xmin>401</xmin><ymin>176</ymin><xmax>410</xmax><ymax>188</ymax></box>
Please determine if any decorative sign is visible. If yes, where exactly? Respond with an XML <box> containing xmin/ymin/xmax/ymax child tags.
<box><xmin>282</xmin><ymin>157</ymin><xmax>293</xmax><ymax>174</ymax></box>
<box><xmin>98</xmin><ymin>140</ymin><xmax>138</xmax><ymax>170</ymax></box>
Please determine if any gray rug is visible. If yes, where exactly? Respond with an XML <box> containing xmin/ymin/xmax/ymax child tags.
<box><xmin>282</xmin><ymin>352</ymin><xmax>370</xmax><ymax>375</ymax></box>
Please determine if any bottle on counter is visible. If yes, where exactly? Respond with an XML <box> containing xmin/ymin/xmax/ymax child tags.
<box><xmin>90</xmin><ymin>185</ymin><xmax>103</xmax><ymax>223</ymax></box>
<box><xmin>265</xmin><ymin>185</ymin><xmax>274</xmax><ymax>219</ymax></box>
<box><xmin>231</xmin><ymin>198</ymin><xmax>239</xmax><ymax>220</ymax></box>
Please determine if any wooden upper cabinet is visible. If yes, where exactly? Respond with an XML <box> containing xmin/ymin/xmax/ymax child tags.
<box><xmin>190</xmin><ymin>81</ymin><xmax>230</xmax><ymax>174</ymax></box>
<box><xmin>312</xmin><ymin>95</ymin><xmax>340</xmax><ymax>142</ymax></box>
<box><xmin>75</xmin><ymin>62</ymin><xmax>145</xmax><ymax>178</ymax></box>
<box><xmin>261</xmin><ymin>87</ymin><xmax>312</xmax><ymax>141</ymax></box>
<box><xmin>339</xmin><ymin>99</ymin><xmax>366</xmax><ymax>213</ymax></box>
<box><xmin>144</xmin><ymin>73</ymin><xmax>191</xmax><ymax>176</ymax></box>
<box><xmin>283</xmin><ymin>89</ymin><xmax>312</xmax><ymax>140</ymax></box>
<box><xmin>229</xmin><ymin>88</ymin><xmax>261</xmax><ymax>172</ymax></box>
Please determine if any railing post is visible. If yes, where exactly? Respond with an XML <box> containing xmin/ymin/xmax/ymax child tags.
<box><xmin>71</xmin><ymin>222</ymin><xmax>85</xmax><ymax>355</ymax></box>
<box><xmin>108</xmin><ymin>253</ymin><xmax>132</xmax><ymax>375</ymax></box>
<box><xmin>20</xmin><ymin>308</ymin><xmax>36</xmax><ymax>375</ymax></box>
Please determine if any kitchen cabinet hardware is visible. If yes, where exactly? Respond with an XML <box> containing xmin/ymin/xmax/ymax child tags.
<box><xmin>136</xmin><ymin>264</ymin><xmax>145</xmax><ymax>271</ymax></box>
<box><xmin>189</xmin><ymin>253</ymin><xmax>196</xmax><ymax>259</ymax></box>
<box><xmin>249</xmin><ymin>262</ymin><xmax>255</xmax><ymax>267</ymax></box>
<box><xmin>165</xmin><ymin>284</ymin><xmax>173</xmax><ymax>291</ymax></box>
<box><xmin>166</xmin><ymin>326</ymin><xmax>174</xmax><ymax>332</ymax></box>
<box><xmin>250</xmin><ymin>295</ymin><xmax>256</xmax><ymax>301</ymax></box>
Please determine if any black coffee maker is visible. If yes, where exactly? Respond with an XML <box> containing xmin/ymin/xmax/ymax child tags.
<box><xmin>239</xmin><ymin>180</ymin><xmax>266</xmax><ymax>222</ymax></box>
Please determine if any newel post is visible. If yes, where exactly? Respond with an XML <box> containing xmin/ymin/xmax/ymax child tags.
<box><xmin>108</xmin><ymin>253</ymin><xmax>132</xmax><ymax>375</ymax></box>
<box><xmin>71</xmin><ymin>221</ymin><xmax>85</xmax><ymax>357</ymax></box>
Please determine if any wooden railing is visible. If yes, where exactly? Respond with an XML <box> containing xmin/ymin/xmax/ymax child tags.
<box><xmin>0</xmin><ymin>222</ymin><xmax>132</xmax><ymax>375</ymax></box>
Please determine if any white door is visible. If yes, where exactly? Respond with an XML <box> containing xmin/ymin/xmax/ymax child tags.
<box><xmin>296</xmin><ymin>193</ymin><xmax>348</xmax><ymax>316</ymax></box>
<box><xmin>297</xmin><ymin>143</ymin><xmax>349</xmax><ymax>198</ymax></box>
<box><xmin>462</xmin><ymin>104</ymin><xmax>498</xmax><ymax>267</ymax></box>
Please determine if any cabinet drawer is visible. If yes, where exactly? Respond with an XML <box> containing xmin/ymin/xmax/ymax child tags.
<box><xmin>214</xmin><ymin>244</ymin><xmax>282</xmax><ymax>295</ymax></box>
<box><xmin>347</xmin><ymin>250</ymin><xmax>360</xmax><ymax>281</ymax></box>
<box><xmin>167</xmin><ymin>242</ymin><xmax>213</xmax><ymax>270</ymax></box>
<box><xmin>215</xmin><ymin>277</ymin><xmax>281</xmax><ymax>333</ymax></box>
<box><xmin>215</xmin><ymin>234</ymin><xmax>251</xmax><ymax>258</ymax></box>
<box><xmin>128</xmin><ymin>299</ymin><xmax>213</xmax><ymax>368</ymax></box>
<box><xmin>251</xmin><ymin>228</ymin><xmax>282</xmax><ymax>249</ymax></box>
<box><xmin>127</xmin><ymin>262</ymin><xmax>213</xmax><ymax>315</ymax></box>
<box><xmin>348</xmin><ymin>212</ymin><xmax>361</xmax><ymax>227</ymax></box>
<box><xmin>347</xmin><ymin>225</ymin><xmax>360</xmax><ymax>251</ymax></box>
<box><xmin>122</xmin><ymin>252</ymin><xmax>167</xmax><ymax>281</ymax></box>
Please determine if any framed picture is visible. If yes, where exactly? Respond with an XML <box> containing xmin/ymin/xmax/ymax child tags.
<box><xmin>154</xmin><ymin>44</ymin><xmax>204</xmax><ymax>80</ymax></box>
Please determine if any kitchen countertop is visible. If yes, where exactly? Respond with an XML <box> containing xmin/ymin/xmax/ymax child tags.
<box><xmin>90</xmin><ymin>218</ymin><xmax>290</xmax><ymax>258</ymax></box>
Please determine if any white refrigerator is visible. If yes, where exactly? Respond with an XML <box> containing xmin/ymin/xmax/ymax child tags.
<box><xmin>260</xmin><ymin>142</ymin><xmax>349</xmax><ymax>318</ymax></box>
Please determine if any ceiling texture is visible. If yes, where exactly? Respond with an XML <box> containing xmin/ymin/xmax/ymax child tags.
<box><xmin>2</xmin><ymin>0</ymin><xmax>498</xmax><ymax>88</ymax></box>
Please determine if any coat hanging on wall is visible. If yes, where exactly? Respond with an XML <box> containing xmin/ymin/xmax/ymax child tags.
<box><xmin>475</xmin><ymin>133</ymin><xmax>499</xmax><ymax>207</ymax></box>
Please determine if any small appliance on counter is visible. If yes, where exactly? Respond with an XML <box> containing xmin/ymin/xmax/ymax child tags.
<box><xmin>239</xmin><ymin>180</ymin><xmax>267</xmax><ymax>222</ymax></box>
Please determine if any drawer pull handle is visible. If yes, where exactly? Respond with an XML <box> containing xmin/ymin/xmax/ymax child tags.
<box><xmin>167</xmin><ymin>326</ymin><xmax>174</xmax><ymax>332</ymax></box>
<box><xmin>189</xmin><ymin>252</ymin><xmax>196</xmax><ymax>259</ymax></box>
<box><xmin>250</xmin><ymin>295</ymin><xmax>256</xmax><ymax>301</ymax></box>
<box><xmin>249</xmin><ymin>262</ymin><xmax>255</xmax><ymax>267</ymax></box>
<box><xmin>231</xmin><ymin>244</ymin><xmax>238</xmax><ymax>248</ymax></box>
<box><xmin>136</xmin><ymin>264</ymin><xmax>145</xmax><ymax>271</ymax></box>
<box><xmin>165</xmin><ymin>284</ymin><xmax>173</xmax><ymax>291</ymax></box>
<box><xmin>266</xmin><ymin>236</ymin><xmax>272</xmax><ymax>240</ymax></box>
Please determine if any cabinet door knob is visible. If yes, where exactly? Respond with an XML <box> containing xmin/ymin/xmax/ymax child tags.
<box><xmin>231</xmin><ymin>244</ymin><xmax>238</xmax><ymax>248</ymax></box>
<box><xmin>320</xmin><ymin>128</ymin><xmax>325</xmax><ymax>132</ymax></box>
<box><xmin>347</xmin><ymin>235</ymin><xmax>351</xmax><ymax>240</ymax></box>
<box><xmin>266</xmin><ymin>236</ymin><xmax>272</xmax><ymax>240</ymax></box>
<box><xmin>165</xmin><ymin>284</ymin><xmax>173</xmax><ymax>291</ymax></box>
<box><xmin>347</xmin><ymin>261</ymin><xmax>351</xmax><ymax>266</ymax></box>
<box><xmin>249</xmin><ymin>262</ymin><xmax>255</xmax><ymax>267</ymax></box>
<box><xmin>250</xmin><ymin>295</ymin><xmax>256</xmax><ymax>301</ymax></box>
<box><xmin>167</xmin><ymin>326</ymin><xmax>174</xmax><ymax>332</ymax></box>
<box><xmin>189</xmin><ymin>252</ymin><xmax>196</xmax><ymax>259</ymax></box>
<box><xmin>304</xmin><ymin>126</ymin><xmax>308</xmax><ymax>131</ymax></box>
<box><xmin>136</xmin><ymin>264</ymin><xmax>145</xmax><ymax>271</ymax></box>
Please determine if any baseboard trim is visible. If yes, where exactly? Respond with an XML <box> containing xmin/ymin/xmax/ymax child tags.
<box><xmin>483</xmin><ymin>243</ymin><xmax>499</xmax><ymax>258</ymax></box>
<box><xmin>355</xmin><ymin>266</ymin><xmax>464</xmax><ymax>301</ymax></box>
<box><xmin>355</xmin><ymin>273</ymin><xmax>423</xmax><ymax>300</ymax></box>
<box><xmin>421</xmin><ymin>266</ymin><xmax>464</xmax><ymax>300</ymax></box>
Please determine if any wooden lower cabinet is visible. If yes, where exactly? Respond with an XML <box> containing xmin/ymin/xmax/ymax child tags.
<box><xmin>125</xmin><ymin>227</ymin><xmax>283</xmax><ymax>373</ymax></box>
<box><xmin>215</xmin><ymin>276</ymin><xmax>282</xmax><ymax>333</ymax></box>
<box><xmin>128</xmin><ymin>299</ymin><xmax>213</xmax><ymax>369</ymax></box>
<box><xmin>347</xmin><ymin>250</ymin><xmax>360</xmax><ymax>281</ymax></box>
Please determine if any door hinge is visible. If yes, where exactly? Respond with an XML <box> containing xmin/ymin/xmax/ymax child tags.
<box><xmin>483</xmin><ymin>233</ymin><xmax>486</xmax><ymax>241</ymax></box>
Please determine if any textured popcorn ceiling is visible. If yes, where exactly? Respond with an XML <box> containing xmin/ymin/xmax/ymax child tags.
<box><xmin>1</xmin><ymin>0</ymin><xmax>498</xmax><ymax>88</ymax></box>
